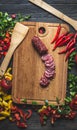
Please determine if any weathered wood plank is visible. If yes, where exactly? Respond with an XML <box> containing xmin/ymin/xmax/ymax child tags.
<box><xmin>0</xmin><ymin>4</ymin><xmax>77</xmax><ymax>20</ymax></box>
<box><xmin>0</xmin><ymin>0</ymin><xmax>77</xmax><ymax>4</ymax></box>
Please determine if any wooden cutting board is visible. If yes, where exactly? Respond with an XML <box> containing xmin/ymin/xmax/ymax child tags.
<box><xmin>12</xmin><ymin>21</ymin><xmax>69</xmax><ymax>105</ymax></box>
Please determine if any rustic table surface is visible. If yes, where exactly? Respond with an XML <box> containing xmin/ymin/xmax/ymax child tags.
<box><xmin>0</xmin><ymin>0</ymin><xmax>77</xmax><ymax>130</ymax></box>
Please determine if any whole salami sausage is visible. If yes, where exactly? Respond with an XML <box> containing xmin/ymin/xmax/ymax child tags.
<box><xmin>32</xmin><ymin>36</ymin><xmax>48</xmax><ymax>55</ymax></box>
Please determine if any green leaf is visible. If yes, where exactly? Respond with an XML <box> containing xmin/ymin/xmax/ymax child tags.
<box><xmin>44</xmin><ymin>100</ymin><xmax>49</xmax><ymax>106</ymax></box>
<box><xmin>32</xmin><ymin>101</ymin><xmax>38</xmax><ymax>105</ymax></box>
<box><xmin>21</xmin><ymin>98</ymin><xmax>27</xmax><ymax>103</ymax></box>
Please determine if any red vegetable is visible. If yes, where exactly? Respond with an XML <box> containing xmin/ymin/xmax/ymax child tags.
<box><xmin>17</xmin><ymin>122</ymin><xmax>27</xmax><ymax>128</ymax></box>
<box><xmin>67</xmin><ymin>41</ymin><xmax>75</xmax><ymax>51</ymax></box>
<box><xmin>65</xmin><ymin>111</ymin><xmax>77</xmax><ymax>119</ymax></box>
<box><xmin>11</xmin><ymin>14</ymin><xmax>16</xmax><ymax>19</ymax></box>
<box><xmin>65</xmin><ymin>48</ymin><xmax>76</xmax><ymax>61</ymax></box>
<box><xmin>70</xmin><ymin>95</ymin><xmax>77</xmax><ymax>110</ymax></box>
<box><xmin>14</xmin><ymin>113</ymin><xmax>21</xmax><ymax>121</ymax></box>
<box><xmin>26</xmin><ymin>110</ymin><xmax>32</xmax><ymax>119</ymax></box>
<box><xmin>52</xmin><ymin>33</ymin><xmax>74</xmax><ymax>51</ymax></box>
<box><xmin>51</xmin><ymin>25</ymin><xmax>61</xmax><ymax>43</ymax></box>
<box><xmin>58</xmin><ymin>48</ymin><xmax>67</xmax><ymax>54</ymax></box>
<box><xmin>0</xmin><ymin>77</ymin><xmax>12</xmax><ymax>90</ymax></box>
<box><xmin>52</xmin><ymin>35</ymin><xmax>66</xmax><ymax>51</ymax></box>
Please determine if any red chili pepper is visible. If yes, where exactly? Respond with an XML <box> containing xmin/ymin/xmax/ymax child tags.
<box><xmin>58</xmin><ymin>39</ymin><xmax>76</xmax><ymax>54</ymax></box>
<box><xmin>0</xmin><ymin>77</ymin><xmax>12</xmax><ymax>90</ymax></box>
<box><xmin>11</xmin><ymin>105</ymin><xmax>18</xmax><ymax>113</ymax></box>
<box><xmin>68</xmin><ymin>111</ymin><xmax>77</xmax><ymax>119</ymax></box>
<box><xmin>52</xmin><ymin>35</ymin><xmax>66</xmax><ymax>51</ymax></box>
<box><xmin>74</xmin><ymin>32</ymin><xmax>77</xmax><ymax>42</ymax></box>
<box><xmin>0</xmin><ymin>46</ymin><xmax>3</xmax><ymax>51</ymax></box>
<box><xmin>17</xmin><ymin>109</ymin><xmax>24</xmax><ymax>117</ymax></box>
<box><xmin>3</xmin><ymin>51</ymin><xmax>7</xmax><ymax>56</ymax></box>
<box><xmin>4</xmin><ymin>38</ymin><xmax>10</xmax><ymax>43</ymax></box>
<box><xmin>51</xmin><ymin>25</ymin><xmax>61</xmax><ymax>43</ymax></box>
<box><xmin>65</xmin><ymin>48</ymin><xmax>76</xmax><ymax>61</ymax></box>
<box><xmin>17</xmin><ymin>122</ymin><xmax>27</xmax><ymax>128</ymax></box>
<box><xmin>26</xmin><ymin>109</ymin><xmax>32</xmax><ymax>119</ymax></box>
<box><xmin>56</xmin><ymin>33</ymin><xmax>74</xmax><ymax>47</ymax></box>
<box><xmin>0</xmin><ymin>40</ymin><xmax>5</xmax><ymax>46</ymax></box>
<box><xmin>66</xmin><ymin>33</ymin><xmax>74</xmax><ymax>38</ymax></box>
<box><xmin>2</xmin><ymin>45</ymin><xmax>8</xmax><ymax>51</ymax></box>
<box><xmin>67</xmin><ymin>41</ymin><xmax>75</xmax><ymax>51</ymax></box>
<box><xmin>5</xmin><ymin>32</ymin><xmax>11</xmax><ymax>38</ymax></box>
<box><xmin>52</xmin><ymin>33</ymin><xmax>74</xmax><ymax>51</ymax></box>
<box><xmin>40</xmin><ymin>116</ymin><xmax>44</xmax><ymax>125</ymax></box>
<box><xmin>55</xmin><ymin>32</ymin><xmax>68</xmax><ymax>44</ymax></box>
<box><xmin>58</xmin><ymin>48</ymin><xmax>67</xmax><ymax>54</ymax></box>
<box><xmin>14</xmin><ymin>113</ymin><xmax>21</xmax><ymax>121</ymax></box>
<box><xmin>65</xmin><ymin>38</ymin><xmax>74</xmax><ymax>50</ymax></box>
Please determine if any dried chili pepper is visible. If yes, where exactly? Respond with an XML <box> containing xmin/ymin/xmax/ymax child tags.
<box><xmin>51</xmin><ymin>24</ymin><xmax>61</xmax><ymax>43</ymax></box>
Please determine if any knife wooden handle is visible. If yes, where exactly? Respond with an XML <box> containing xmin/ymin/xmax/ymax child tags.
<box><xmin>29</xmin><ymin>0</ymin><xmax>77</xmax><ymax>30</ymax></box>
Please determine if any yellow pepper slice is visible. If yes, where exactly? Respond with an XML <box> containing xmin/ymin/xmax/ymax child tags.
<box><xmin>0</xmin><ymin>117</ymin><xmax>6</xmax><ymax>120</ymax></box>
<box><xmin>3</xmin><ymin>95</ymin><xmax>12</xmax><ymax>101</ymax></box>
<box><xmin>0</xmin><ymin>111</ymin><xmax>10</xmax><ymax>117</ymax></box>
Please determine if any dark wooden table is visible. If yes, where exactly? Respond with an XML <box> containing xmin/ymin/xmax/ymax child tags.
<box><xmin>0</xmin><ymin>0</ymin><xmax>77</xmax><ymax>130</ymax></box>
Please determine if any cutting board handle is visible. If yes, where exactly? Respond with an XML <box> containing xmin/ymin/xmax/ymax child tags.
<box><xmin>29</xmin><ymin>0</ymin><xmax>77</xmax><ymax>30</ymax></box>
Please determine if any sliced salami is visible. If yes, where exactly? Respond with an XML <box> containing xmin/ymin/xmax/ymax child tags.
<box><xmin>32</xmin><ymin>36</ymin><xmax>55</xmax><ymax>87</ymax></box>
<box><xmin>40</xmin><ymin>75</ymin><xmax>50</xmax><ymax>87</ymax></box>
<box><xmin>41</xmin><ymin>54</ymin><xmax>53</xmax><ymax>62</ymax></box>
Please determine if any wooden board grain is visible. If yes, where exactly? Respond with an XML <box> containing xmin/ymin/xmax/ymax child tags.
<box><xmin>12</xmin><ymin>21</ymin><xmax>69</xmax><ymax>105</ymax></box>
